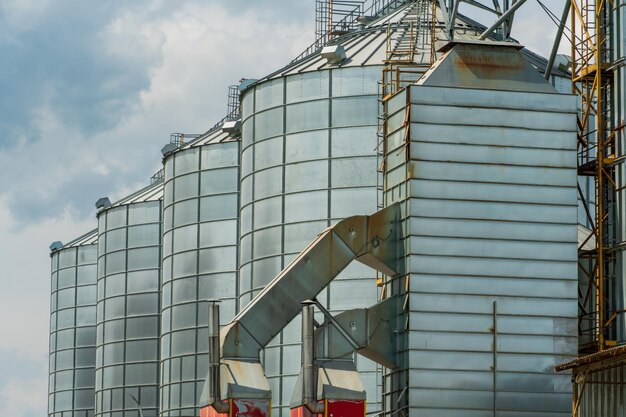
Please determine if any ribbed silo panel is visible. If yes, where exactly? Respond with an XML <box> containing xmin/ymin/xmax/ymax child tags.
<box><xmin>240</xmin><ymin>66</ymin><xmax>383</xmax><ymax>417</ymax></box>
<box><xmin>160</xmin><ymin>140</ymin><xmax>240</xmax><ymax>417</ymax></box>
<box><xmin>95</xmin><ymin>189</ymin><xmax>163</xmax><ymax>417</ymax></box>
<box><xmin>49</xmin><ymin>237</ymin><xmax>98</xmax><ymax>417</ymax></box>
<box><xmin>384</xmin><ymin>83</ymin><xmax>578</xmax><ymax>416</ymax></box>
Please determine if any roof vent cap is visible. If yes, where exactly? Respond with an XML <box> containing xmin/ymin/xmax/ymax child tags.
<box><xmin>49</xmin><ymin>241</ymin><xmax>63</xmax><ymax>252</ymax></box>
<box><xmin>95</xmin><ymin>197</ymin><xmax>111</xmax><ymax>210</ymax></box>
<box><xmin>222</xmin><ymin>119</ymin><xmax>241</xmax><ymax>135</ymax></box>
<box><xmin>238</xmin><ymin>78</ymin><xmax>257</xmax><ymax>92</ymax></box>
<box><xmin>321</xmin><ymin>45</ymin><xmax>346</xmax><ymax>65</ymax></box>
<box><xmin>553</xmin><ymin>54</ymin><xmax>572</xmax><ymax>73</ymax></box>
<box><xmin>161</xmin><ymin>143</ymin><xmax>178</xmax><ymax>157</ymax></box>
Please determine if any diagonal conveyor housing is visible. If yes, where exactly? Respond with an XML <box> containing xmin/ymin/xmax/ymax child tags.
<box><xmin>200</xmin><ymin>203</ymin><xmax>401</xmax><ymax>407</ymax></box>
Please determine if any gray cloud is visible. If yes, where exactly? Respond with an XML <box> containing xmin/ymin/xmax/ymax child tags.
<box><xmin>0</xmin><ymin>1</ymin><xmax>160</xmax><ymax>144</ymax></box>
<box><xmin>0</xmin><ymin>0</ymin><xmax>312</xmax><ymax>147</ymax></box>
<box><xmin>0</xmin><ymin>0</ymin><xmax>313</xmax><ymax>224</ymax></box>
<box><xmin>0</xmin><ymin>354</ymin><xmax>47</xmax><ymax>417</ymax></box>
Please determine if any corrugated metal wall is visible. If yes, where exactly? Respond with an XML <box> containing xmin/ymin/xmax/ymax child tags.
<box><xmin>48</xmin><ymin>238</ymin><xmax>98</xmax><ymax>417</ymax></box>
<box><xmin>239</xmin><ymin>67</ymin><xmax>382</xmax><ymax>417</ymax></box>
<box><xmin>160</xmin><ymin>140</ymin><xmax>240</xmax><ymax>417</ymax></box>
<box><xmin>384</xmin><ymin>83</ymin><xmax>579</xmax><ymax>416</ymax></box>
<box><xmin>575</xmin><ymin>365</ymin><xmax>626</xmax><ymax>416</ymax></box>
<box><xmin>95</xmin><ymin>193</ymin><xmax>163</xmax><ymax>417</ymax></box>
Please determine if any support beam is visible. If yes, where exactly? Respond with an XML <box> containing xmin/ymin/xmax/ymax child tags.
<box><xmin>463</xmin><ymin>0</ymin><xmax>500</xmax><ymax>14</ymax></box>
<box><xmin>450</xmin><ymin>0</ymin><xmax>462</xmax><ymax>39</ymax></box>
<box><xmin>313</xmin><ymin>296</ymin><xmax>400</xmax><ymax>368</ymax></box>
<box><xmin>544</xmin><ymin>0</ymin><xmax>571</xmax><ymax>79</ymax></box>
<box><xmin>438</xmin><ymin>0</ymin><xmax>451</xmax><ymax>37</ymax></box>
<box><xmin>311</xmin><ymin>298</ymin><xmax>361</xmax><ymax>351</ymax></box>
<box><xmin>478</xmin><ymin>0</ymin><xmax>529</xmax><ymax>40</ymax></box>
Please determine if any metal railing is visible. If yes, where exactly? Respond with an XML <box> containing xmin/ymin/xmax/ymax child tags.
<box><xmin>291</xmin><ymin>0</ymin><xmax>410</xmax><ymax>64</ymax></box>
<box><xmin>150</xmin><ymin>168</ymin><xmax>164</xmax><ymax>184</ymax></box>
<box><xmin>226</xmin><ymin>85</ymin><xmax>240</xmax><ymax>121</ymax></box>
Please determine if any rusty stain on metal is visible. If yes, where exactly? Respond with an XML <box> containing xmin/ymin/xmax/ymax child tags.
<box><xmin>453</xmin><ymin>51</ymin><xmax>524</xmax><ymax>74</ymax></box>
<box><xmin>556</xmin><ymin>344</ymin><xmax>626</xmax><ymax>371</ymax></box>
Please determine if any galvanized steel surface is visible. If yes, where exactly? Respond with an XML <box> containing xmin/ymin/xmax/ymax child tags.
<box><xmin>224</xmin><ymin>205</ymin><xmax>400</xmax><ymax>358</ymax></box>
<box><xmin>160</xmin><ymin>139</ymin><xmax>239</xmax><ymax>417</ymax></box>
<box><xmin>106</xmin><ymin>181</ymin><xmax>164</xmax><ymax>208</ymax></box>
<box><xmin>418</xmin><ymin>41</ymin><xmax>558</xmax><ymax>93</ymax></box>
<box><xmin>239</xmin><ymin>63</ymin><xmax>383</xmax><ymax>416</ymax></box>
<box><xmin>384</xmin><ymin>58</ymin><xmax>578</xmax><ymax>414</ymax></box>
<box><xmin>239</xmin><ymin>12</ymin><xmax>569</xmax><ymax>415</ymax></box>
<box><xmin>201</xmin><ymin>205</ymin><xmax>398</xmax><ymax>410</ymax></box>
<box><xmin>59</xmin><ymin>229</ymin><xmax>99</xmax><ymax>248</ymax></box>
<box><xmin>573</xmin><ymin>365</ymin><xmax>626</xmax><ymax>416</ymax></box>
<box><xmin>48</xmin><ymin>239</ymin><xmax>98</xmax><ymax>417</ymax></box>
<box><xmin>558</xmin><ymin>347</ymin><xmax>626</xmax><ymax>416</ymax></box>
<box><xmin>95</xmin><ymin>182</ymin><xmax>163</xmax><ymax>417</ymax></box>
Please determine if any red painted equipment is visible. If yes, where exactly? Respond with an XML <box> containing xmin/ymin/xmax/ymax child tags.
<box><xmin>200</xmin><ymin>399</ymin><xmax>270</xmax><ymax>417</ymax></box>
<box><xmin>290</xmin><ymin>400</ymin><xmax>365</xmax><ymax>417</ymax></box>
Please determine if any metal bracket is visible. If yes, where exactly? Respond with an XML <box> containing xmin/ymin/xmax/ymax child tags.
<box><xmin>311</xmin><ymin>298</ymin><xmax>361</xmax><ymax>351</ymax></box>
<box><xmin>314</xmin><ymin>296</ymin><xmax>401</xmax><ymax>369</ymax></box>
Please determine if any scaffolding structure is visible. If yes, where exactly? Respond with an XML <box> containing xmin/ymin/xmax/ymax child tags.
<box><xmin>560</xmin><ymin>0</ymin><xmax>626</xmax><ymax>410</ymax></box>
<box><xmin>572</xmin><ymin>0</ymin><xmax>619</xmax><ymax>353</ymax></box>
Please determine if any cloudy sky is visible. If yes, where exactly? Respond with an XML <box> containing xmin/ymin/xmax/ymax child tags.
<box><xmin>0</xmin><ymin>1</ymin><xmax>569</xmax><ymax>415</ymax></box>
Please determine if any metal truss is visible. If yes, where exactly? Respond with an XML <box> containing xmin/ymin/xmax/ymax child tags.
<box><xmin>572</xmin><ymin>0</ymin><xmax>618</xmax><ymax>352</ymax></box>
<box><xmin>437</xmin><ymin>0</ymin><xmax>529</xmax><ymax>40</ymax></box>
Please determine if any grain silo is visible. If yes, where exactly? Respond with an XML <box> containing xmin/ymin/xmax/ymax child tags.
<box><xmin>159</xmin><ymin>122</ymin><xmax>240</xmax><ymax>417</ymax></box>
<box><xmin>94</xmin><ymin>182</ymin><xmax>164</xmax><ymax>417</ymax></box>
<box><xmin>381</xmin><ymin>40</ymin><xmax>578</xmax><ymax>415</ymax></box>
<box><xmin>48</xmin><ymin>230</ymin><xmax>98</xmax><ymax>417</ymax></box>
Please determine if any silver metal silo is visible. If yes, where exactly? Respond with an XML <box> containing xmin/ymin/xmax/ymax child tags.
<box><xmin>160</xmin><ymin>124</ymin><xmax>240</xmax><ymax>417</ymax></box>
<box><xmin>383</xmin><ymin>41</ymin><xmax>578</xmax><ymax>415</ymax></box>
<box><xmin>94</xmin><ymin>182</ymin><xmax>164</xmax><ymax>417</ymax></box>
<box><xmin>239</xmin><ymin>64</ymin><xmax>383</xmax><ymax>417</ymax></box>
<box><xmin>48</xmin><ymin>230</ymin><xmax>99</xmax><ymax>417</ymax></box>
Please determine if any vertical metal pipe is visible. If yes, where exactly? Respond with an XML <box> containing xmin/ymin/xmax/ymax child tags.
<box><xmin>503</xmin><ymin>0</ymin><xmax>511</xmax><ymax>38</ymax></box>
<box><xmin>302</xmin><ymin>303</ymin><xmax>315</xmax><ymax>405</ymax></box>
<box><xmin>614</xmin><ymin>0</ymin><xmax>626</xmax><ymax>344</ymax></box>
<box><xmin>208</xmin><ymin>300</ymin><xmax>229</xmax><ymax>413</ymax></box>
<box><xmin>492</xmin><ymin>301</ymin><xmax>498</xmax><ymax>416</ymax></box>
<box><xmin>544</xmin><ymin>0</ymin><xmax>572</xmax><ymax>80</ymax></box>
<box><xmin>596</xmin><ymin>0</ymin><xmax>607</xmax><ymax>351</ymax></box>
<box><xmin>450</xmin><ymin>0</ymin><xmax>461</xmax><ymax>39</ymax></box>
<box><xmin>302</xmin><ymin>301</ymin><xmax>325</xmax><ymax>414</ymax></box>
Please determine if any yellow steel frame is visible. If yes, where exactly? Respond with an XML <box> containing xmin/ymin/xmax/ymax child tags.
<box><xmin>571</xmin><ymin>0</ymin><xmax>615</xmax><ymax>352</ymax></box>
